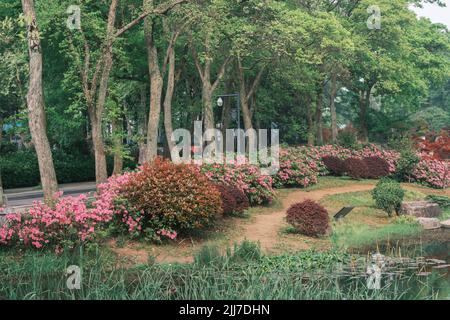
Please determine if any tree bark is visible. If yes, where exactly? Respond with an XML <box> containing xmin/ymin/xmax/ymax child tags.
<box><xmin>164</xmin><ymin>44</ymin><xmax>177</xmax><ymax>157</ymax></box>
<box><xmin>237</xmin><ymin>58</ymin><xmax>265</xmax><ymax>132</ymax></box>
<box><xmin>190</xmin><ymin>36</ymin><xmax>231</xmax><ymax>131</ymax></box>
<box><xmin>22</xmin><ymin>0</ymin><xmax>58</xmax><ymax>201</ymax></box>
<box><xmin>112</xmin><ymin>117</ymin><xmax>123</xmax><ymax>175</ymax></box>
<box><xmin>306</xmin><ymin>96</ymin><xmax>315</xmax><ymax>146</ymax></box>
<box><xmin>329</xmin><ymin>72</ymin><xmax>339</xmax><ymax>143</ymax></box>
<box><xmin>315</xmin><ymin>87</ymin><xmax>323</xmax><ymax>145</ymax></box>
<box><xmin>359</xmin><ymin>88</ymin><xmax>371</xmax><ymax>143</ymax></box>
<box><xmin>138</xmin><ymin>84</ymin><xmax>148</xmax><ymax>164</ymax></box>
<box><xmin>144</xmin><ymin>0</ymin><xmax>164</xmax><ymax>162</ymax></box>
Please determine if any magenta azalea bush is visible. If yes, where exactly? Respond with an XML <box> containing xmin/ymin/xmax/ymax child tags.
<box><xmin>412</xmin><ymin>158</ymin><xmax>449</xmax><ymax>189</ymax></box>
<box><xmin>0</xmin><ymin>190</ymin><xmax>116</xmax><ymax>252</ymax></box>
<box><xmin>200</xmin><ymin>163</ymin><xmax>274</xmax><ymax>205</ymax></box>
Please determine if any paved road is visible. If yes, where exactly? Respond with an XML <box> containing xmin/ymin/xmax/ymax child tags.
<box><xmin>3</xmin><ymin>182</ymin><xmax>97</xmax><ymax>210</ymax></box>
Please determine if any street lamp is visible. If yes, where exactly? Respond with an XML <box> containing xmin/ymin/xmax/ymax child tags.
<box><xmin>216</xmin><ymin>93</ymin><xmax>240</xmax><ymax>130</ymax></box>
<box><xmin>217</xmin><ymin>97</ymin><xmax>224</xmax><ymax>108</ymax></box>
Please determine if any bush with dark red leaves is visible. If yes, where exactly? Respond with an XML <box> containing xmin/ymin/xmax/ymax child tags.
<box><xmin>227</xmin><ymin>185</ymin><xmax>250</xmax><ymax>214</ymax></box>
<box><xmin>364</xmin><ymin>156</ymin><xmax>390</xmax><ymax>179</ymax></box>
<box><xmin>344</xmin><ymin>157</ymin><xmax>370</xmax><ymax>179</ymax></box>
<box><xmin>322</xmin><ymin>156</ymin><xmax>346</xmax><ymax>176</ymax></box>
<box><xmin>286</xmin><ymin>200</ymin><xmax>330</xmax><ymax>237</ymax></box>
<box><xmin>215</xmin><ymin>184</ymin><xmax>250</xmax><ymax>215</ymax></box>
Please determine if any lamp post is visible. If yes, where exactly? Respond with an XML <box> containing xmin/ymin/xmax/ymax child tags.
<box><xmin>216</xmin><ymin>93</ymin><xmax>241</xmax><ymax>130</ymax></box>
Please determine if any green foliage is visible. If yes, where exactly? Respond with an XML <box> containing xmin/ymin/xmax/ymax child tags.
<box><xmin>395</xmin><ymin>150</ymin><xmax>420</xmax><ymax>182</ymax></box>
<box><xmin>337</xmin><ymin>131</ymin><xmax>358</xmax><ymax>149</ymax></box>
<box><xmin>371</xmin><ymin>178</ymin><xmax>405</xmax><ymax>216</ymax></box>
<box><xmin>0</xmin><ymin>150</ymin><xmax>136</xmax><ymax>189</ymax></box>
<box><xmin>425</xmin><ymin>195</ymin><xmax>450</xmax><ymax>209</ymax></box>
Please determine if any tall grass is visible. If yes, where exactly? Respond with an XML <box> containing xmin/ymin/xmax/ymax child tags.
<box><xmin>0</xmin><ymin>244</ymin><xmax>443</xmax><ymax>300</ymax></box>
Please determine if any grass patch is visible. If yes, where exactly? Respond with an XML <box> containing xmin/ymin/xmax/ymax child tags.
<box><xmin>304</xmin><ymin>176</ymin><xmax>374</xmax><ymax>191</ymax></box>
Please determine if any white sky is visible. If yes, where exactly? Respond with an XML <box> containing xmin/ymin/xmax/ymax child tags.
<box><xmin>410</xmin><ymin>0</ymin><xmax>450</xmax><ymax>27</ymax></box>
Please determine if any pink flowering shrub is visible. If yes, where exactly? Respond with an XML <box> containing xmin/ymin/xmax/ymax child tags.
<box><xmin>0</xmin><ymin>190</ymin><xmax>116</xmax><ymax>252</ymax></box>
<box><xmin>273</xmin><ymin>158</ymin><xmax>318</xmax><ymax>188</ymax></box>
<box><xmin>200</xmin><ymin>163</ymin><xmax>275</xmax><ymax>205</ymax></box>
<box><xmin>412</xmin><ymin>158</ymin><xmax>450</xmax><ymax>189</ymax></box>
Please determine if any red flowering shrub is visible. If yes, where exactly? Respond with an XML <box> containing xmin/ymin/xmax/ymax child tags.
<box><xmin>286</xmin><ymin>200</ymin><xmax>329</xmax><ymax>237</ymax></box>
<box><xmin>344</xmin><ymin>157</ymin><xmax>370</xmax><ymax>179</ymax></box>
<box><xmin>322</xmin><ymin>156</ymin><xmax>346</xmax><ymax>176</ymax></box>
<box><xmin>119</xmin><ymin>158</ymin><xmax>223</xmax><ymax>238</ymax></box>
<box><xmin>363</xmin><ymin>156</ymin><xmax>390</xmax><ymax>179</ymax></box>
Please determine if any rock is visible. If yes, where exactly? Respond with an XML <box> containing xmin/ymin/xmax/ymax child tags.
<box><xmin>416</xmin><ymin>217</ymin><xmax>441</xmax><ymax>230</ymax></box>
<box><xmin>440</xmin><ymin>219</ymin><xmax>450</xmax><ymax>229</ymax></box>
<box><xmin>401</xmin><ymin>201</ymin><xmax>441</xmax><ymax>218</ymax></box>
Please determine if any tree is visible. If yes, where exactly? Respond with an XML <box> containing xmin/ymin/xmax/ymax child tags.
<box><xmin>21</xmin><ymin>0</ymin><xmax>58</xmax><ymax>200</ymax></box>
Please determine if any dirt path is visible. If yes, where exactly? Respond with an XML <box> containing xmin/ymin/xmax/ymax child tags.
<box><xmin>109</xmin><ymin>182</ymin><xmax>448</xmax><ymax>264</ymax></box>
<box><xmin>235</xmin><ymin>184</ymin><xmax>376</xmax><ymax>253</ymax></box>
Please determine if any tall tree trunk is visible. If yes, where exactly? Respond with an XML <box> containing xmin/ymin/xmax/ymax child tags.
<box><xmin>112</xmin><ymin>118</ymin><xmax>123</xmax><ymax>175</ymax></box>
<box><xmin>138</xmin><ymin>84</ymin><xmax>148</xmax><ymax>164</ymax></box>
<box><xmin>359</xmin><ymin>89</ymin><xmax>370</xmax><ymax>143</ymax></box>
<box><xmin>202</xmin><ymin>82</ymin><xmax>214</xmax><ymax>131</ymax></box>
<box><xmin>144</xmin><ymin>0</ymin><xmax>163</xmax><ymax>162</ymax></box>
<box><xmin>86</xmin><ymin>0</ymin><xmax>118</xmax><ymax>183</ymax></box>
<box><xmin>237</xmin><ymin>58</ymin><xmax>265</xmax><ymax>132</ymax></box>
<box><xmin>329</xmin><ymin>72</ymin><xmax>339</xmax><ymax>143</ymax></box>
<box><xmin>315</xmin><ymin>88</ymin><xmax>323</xmax><ymax>145</ymax></box>
<box><xmin>164</xmin><ymin>45</ymin><xmax>177</xmax><ymax>157</ymax></box>
<box><xmin>306</xmin><ymin>96</ymin><xmax>315</xmax><ymax>146</ymax></box>
<box><xmin>22</xmin><ymin>0</ymin><xmax>58</xmax><ymax>200</ymax></box>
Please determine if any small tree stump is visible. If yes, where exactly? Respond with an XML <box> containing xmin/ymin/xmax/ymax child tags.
<box><xmin>400</xmin><ymin>201</ymin><xmax>441</xmax><ymax>218</ymax></box>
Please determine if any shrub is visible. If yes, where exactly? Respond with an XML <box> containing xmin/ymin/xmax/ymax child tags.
<box><xmin>227</xmin><ymin>185</ymin><xmax>250</xmax><ymax>214</ymax></box>
<box><xmin>344</xmin><ymin>157</ymin><xmax>369</xmax><ymax>179</ymax></box>
<box><xmin>200</xmin><ymin>163</ymin><xmax>274</xmax><ymax>206</ymax></box>
<box><xmin>425</xmin><ymin>195</ymin><xmax>450</xmax><ymax>208</ymax></box>
<box><xmin>274</xmin><ymin>159</ymin><xmax>318</xmax><ymax>188</ymax></box>
<box><xmin>371</xmin><ymin>178</ymin><xmax>405</xmax><ymax>217</ymax></box>
<box><xmin>395</xmin><ymin>150</ymin><xmax>420</xmax><ymax>182</ymax></box>
<box><xmin>322</xmin><ymin>156</ymin><xmax>346</xmax><ymax>176</ymax></box>
<box><xmin>215</xmin><ymin>184</ymin><xmax>249</xmax><ymax>215</ymax></box>
<box><xmin>411</xmin><ymin>158</ymin><xmax>449</xmax><ymax>189</ymax></box>
<box><xmin>286</xmin><ymin>200</ymin><xmax>330</xmax><ymax>237</ymax></box>
<box><xmin>215</xmin><ymin>184</ymin><xmax>238</xmax><ymax>215</ymax></box>
<box><xmin>0</xmin><ymin>191</ymin><xmax>115</xmax><ymax>252</ymax></box>
<box><xmin>337</xmin><ymin>131</ymin><xmax>358</xmax><ymax>149</ymax></box>
<box><xmin>363</xmin><ymin>156</ymin><xmax>390</xmax><ymax>179</ymax></box>
<box><xmin>119</xmin><ymin>158</ymin><xmax>223</xmax><ymax>238</ymax></box>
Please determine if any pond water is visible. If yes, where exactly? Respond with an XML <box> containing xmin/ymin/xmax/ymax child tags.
<box><xmin>341</xmin><ymin>229</ymin><xmax>450</xmax><ymax>299</ymax></box>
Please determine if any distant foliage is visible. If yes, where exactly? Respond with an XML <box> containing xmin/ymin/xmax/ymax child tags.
<box><xmin>322</xmin><ymin>156</ymin><xmax>346</xmax><ymax>176</ymax></box>
<box><xmin>286</xmin><ymin>200</ymin><xmax>329</xmax><ymax>237</ymax></box>
<box><xmin>344</xmin><ymin>157</ymin><xmax>369</xmax><ymax>179</ymax></box>
<box><xmin>371</xmin><ymin>179</ymin><xmax>405</xmax><ymax>217</ymax></box>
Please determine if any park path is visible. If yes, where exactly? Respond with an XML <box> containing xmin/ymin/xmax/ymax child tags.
<box><xmin>235</xmin><ymin>184</ymin><xmax>376</xmax><ymax>253</ymax></box>
<box><xmin>110</xmin><ymin>182</ymin><xmax>448</xmax><ymax>264</ymax></box>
